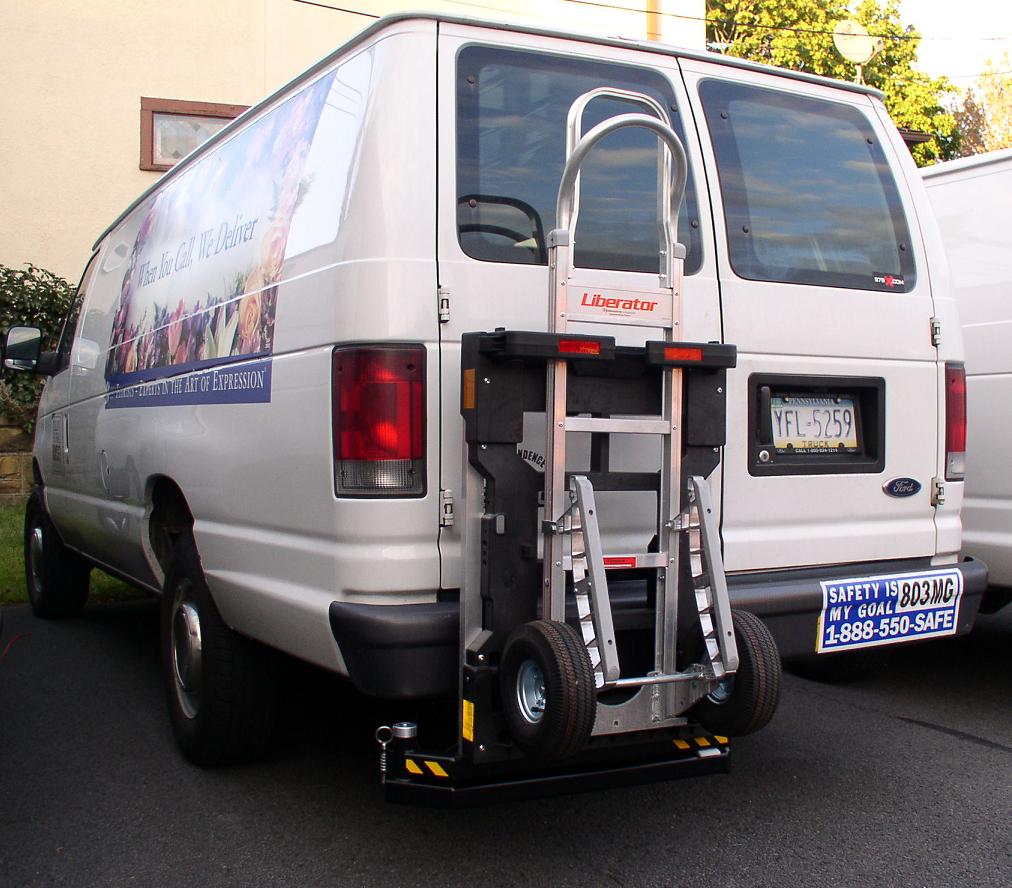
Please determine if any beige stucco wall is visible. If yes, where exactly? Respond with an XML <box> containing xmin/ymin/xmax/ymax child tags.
<box><xmin>0</xmin><ymin>0</ymin><xmax>703</xmax><ymax>282</ymax></box>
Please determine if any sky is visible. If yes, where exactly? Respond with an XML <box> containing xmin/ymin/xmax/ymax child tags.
<box><xmin>900</xmin><ymin>0</ymin><xmax>1012</xmax><ymax>91</ymax></box>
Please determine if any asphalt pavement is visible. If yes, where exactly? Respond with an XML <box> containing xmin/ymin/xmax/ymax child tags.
<box><xmin>1</xmin><ymin>599</ymin><xmax>1009</xmax><ymax>888</ymax></box>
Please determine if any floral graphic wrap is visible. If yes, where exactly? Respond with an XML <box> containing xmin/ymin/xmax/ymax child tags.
<box><xmin>104</xmin><ymin>70</ymin><xmax>336</xmax><ymax>407</ymax></box>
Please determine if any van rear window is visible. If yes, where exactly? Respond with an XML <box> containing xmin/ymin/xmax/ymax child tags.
<box><xmin>456</xmin><ymin>46</ymin><xmax>701</xmax><ymax>275</ymax></box>
<box><xmin>699</xmin><ymin>80</ymin><xmax>915</xmax><ymax>292</ymax></box>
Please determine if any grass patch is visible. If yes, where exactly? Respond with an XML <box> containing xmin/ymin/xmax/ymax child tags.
<box><xmin>0</xmin><ymin>500</ymin><xmax>145</xmax><ymax>607</ymax></box>
<box><xmin>0</xmin><ymin>502</ymin><xmax>25</xmax><ymax>606</ymax></box>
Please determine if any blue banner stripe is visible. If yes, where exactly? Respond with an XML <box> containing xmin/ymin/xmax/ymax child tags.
<box><xmin>106</xmin><ymin>359</ymin><xmax>272</xmax><ymax>409</ymax></box>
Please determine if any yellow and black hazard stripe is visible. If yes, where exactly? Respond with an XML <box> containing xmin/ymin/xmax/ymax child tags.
<box><xmin>673</xmin><ymin>735</ymin><xmax>729</xmax><ymax>752</ymax></box>
<box><xmin>404</xmin><ymin>758</ymin><xmax>451</xmax><ymax>779</ymax></box>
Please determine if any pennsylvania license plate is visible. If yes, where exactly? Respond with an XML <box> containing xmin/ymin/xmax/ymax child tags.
<box><xmin>817</xmin><ymin>568</ymin><xmax>964</xmax><ymax>653</ymax></box>
<box><xmin>771</xmin><ymin>396</ymin><xmax>858</xmax><ymax>453</ymax></box>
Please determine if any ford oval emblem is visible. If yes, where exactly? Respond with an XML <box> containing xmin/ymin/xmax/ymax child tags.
<box><xmin>883</xmin><ymin>477</ymin><xmax>921</xmax><ymax>498</ymax></box>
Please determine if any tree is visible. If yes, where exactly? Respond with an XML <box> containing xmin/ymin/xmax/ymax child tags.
<box><xmin>953</xmin><ymin>89</ymin><xmax>989</xmax><ymax>157</ymax></box>
<box><xmin>950</xmin><ymin>54</ymin><xmax>1012</xmax><ymax>157</ymax></box>
<box><xmin>706</xmin><ymin>0</ymin><xmax>959</xmax><ymax>165</ymax></box>
<box><xmin>977</xmin><ymin>53</ymin><xmax>1012</xmax><ymax>151</ymax></box>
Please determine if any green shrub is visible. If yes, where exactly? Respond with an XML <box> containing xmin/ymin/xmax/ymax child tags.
<box><xmin>0</xmin><ymin>263</ymin><xmax>75</xmax><ymax>435</ymax></box>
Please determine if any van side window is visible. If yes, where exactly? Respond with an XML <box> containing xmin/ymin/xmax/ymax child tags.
<box><xmin>56</xmin><ymin>254</ymin><xmax>98</xmax><ymax>369</ymax></box>
<box><xmin>457</xmin><ymin>46</ymin><xmax>701</xmax><ymax>275</ymax></box>
<box><xmin>699</xmin><ymin>79</ymin><xmax>916</xmax><ymax>292</ymax></box>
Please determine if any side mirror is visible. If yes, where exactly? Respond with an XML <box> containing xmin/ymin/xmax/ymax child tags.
<box><xmin>3</xmin><ymin>326</ymin><xmax>43</xmax><ymax>372</ymax></box>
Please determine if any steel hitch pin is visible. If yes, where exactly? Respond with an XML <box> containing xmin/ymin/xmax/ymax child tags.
<box><xmin>375</xmin><ymin>725</ymin><xmax>393</xmax><ymax>778</ymax></box>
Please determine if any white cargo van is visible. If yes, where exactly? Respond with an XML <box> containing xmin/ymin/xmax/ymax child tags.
<box><xmin>923</xmin><ymin>149</ymin><xmax>1012</xmax><ymax>611</ymax></box>
<box><xmin>4</xmin><ymin>14</ymin><xmax>986</xmax><ymax>802</ymax></box>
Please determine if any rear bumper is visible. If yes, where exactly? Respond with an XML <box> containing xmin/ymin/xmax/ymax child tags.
<box><xmin>329</xmin><ymin>600</ymin><xmax>458</xmax><ymax>698</ymax></box>
<box><xmin>728</xmin><ymin>556</ymin><xmax>989</xmax><ymax>660</ymax></box>
<box><xmin>327</xmin><ymin>583</ymin><xmax>651</xmax><ymax>699</ymax></box>
<box><xmin>330</xmin><ymin>556</ymin><xmax>989</xmax><ymax>697</ymax></box>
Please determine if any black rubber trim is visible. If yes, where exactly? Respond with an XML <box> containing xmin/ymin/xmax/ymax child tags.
<box><xmin>727</xmin><ymin>556</ymin><xmax>988</xmax><ymax>659</ymax></box>
<box><xmin>329</xmin><ymin>557</ymin><xmax>988</xmax><ymax>696</ymax></box>
<box><xmin>329</xmin><ymin>601</ymin><xmax>459</xmax><ymax>699</ymax></box>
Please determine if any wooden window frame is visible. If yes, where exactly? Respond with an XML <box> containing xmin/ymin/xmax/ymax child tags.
<box><xmin>140</xmin><ymin>97</ymin><xmax>249</xmax><ymax>172</ymax></box>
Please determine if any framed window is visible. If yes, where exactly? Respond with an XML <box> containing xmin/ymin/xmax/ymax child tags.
<box><xmin>699</xmin><ymin>79</ymin><xmax>916</xmax><ymax>292</ymax></box>
<box><xmin>456</xmin><ymin>46</ymin><xmax>702</xmax><ymax>275</ymax></box>
<box><xmin>140</xmin><ymin>97</ymin><xmax>248</xmax><ymax>171</ymax></box>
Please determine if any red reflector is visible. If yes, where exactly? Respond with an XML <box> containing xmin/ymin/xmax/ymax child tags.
<box><xmin>945</xmin><ymin>362</ymin><xmax>966</xmax><ymax>480</ymax></box>
<box><xmin>664</xmin><ymin>346</ymin><xmax>703</xmax><ymax>362</ymax></box>
<box><xmin>603</xmin><ymin>556</ymin><xmax>637</xmax><ymax>569</ymax></box>
<box><xmin>559</xmin><ymin>339</ymin><xmax>601</xmax><ymax>356</ymax></box>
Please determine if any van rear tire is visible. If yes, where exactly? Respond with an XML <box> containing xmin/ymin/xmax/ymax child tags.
<box><xmin>161</xmin><ymin>533</ymin><xmax>280</xmax><ymax>765</ymax></box>
<box><xmin>692</xmin><ymin>609</ymin><xmax>781</xmax><ymax>737</ymax></box>
<box><xmin>24</xmin><ymin>487</ymin><xmax>90</xmax><ymax>619</ymax></box>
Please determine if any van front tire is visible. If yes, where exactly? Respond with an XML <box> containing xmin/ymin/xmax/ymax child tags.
<box><xmin>24</xmin><ymin>488</ymin><xmax>90</xmax><ymax>619</ymax></box>
<box><xmin>161</xmin><ymin>534</ymin><xmax>280</xmax><ymax>765</ymax></box>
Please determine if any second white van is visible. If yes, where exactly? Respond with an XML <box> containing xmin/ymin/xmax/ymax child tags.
<box><xmin>923</xmin><ymin>148</ymin><xmax>1012</xmax><ymax>612</ymax></box>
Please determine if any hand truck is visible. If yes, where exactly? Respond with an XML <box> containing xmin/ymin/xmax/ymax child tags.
<box><xmin>378</xmin><ymin>89</ymin><xmax>780</xmax><ymax>806</ymax></box>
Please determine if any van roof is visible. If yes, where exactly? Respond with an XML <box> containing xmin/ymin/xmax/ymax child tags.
<box><xmin>920</xmin><ymin>147</ymin><xmax>1012</xmax><ymax>179</ymax></box>
<box><xmin>93</xmin><ymin>11</ymin><xmax>883</xmax><ymax>251</ymax></box>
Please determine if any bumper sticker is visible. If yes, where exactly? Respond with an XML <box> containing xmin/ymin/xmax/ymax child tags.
<box><xmin>817</xmin><ymin>568</ymin><xmax>963</xmax><ymax>653</ymax></box>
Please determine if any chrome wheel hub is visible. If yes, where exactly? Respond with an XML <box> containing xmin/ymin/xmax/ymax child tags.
<box><xmin>171</xmin><ymin>588</ymin><xmax>203</xmax><ymax>719</ymax></box>
<box><xmin>708</xmin><ymin>675</ymin><xmax>735</xmax><ymax>705</ymax></box>
<box><xmin>28</xmin><ymin>525</ymin><xmax>44</xmax><ymax>593</ymax></box>
<box><xmin>516</xmin><ymin>659</ymin><xmax>546</xmax><ymax>724</ymax></box>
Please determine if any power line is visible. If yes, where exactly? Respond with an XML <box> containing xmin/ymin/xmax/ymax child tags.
<box><xmin>442</xmin><ymin>0</ymin><xmax>596</xmax><ymax>25</ymax></box>
<box><xmin>288</xmin><ymin>0</ymin><xmax>1012</xmax><ymax>46</ymax></box>
<box><xmin>291</xmin><ymin>0</ymin><xmax>378</xmax><ymax>18</ymax></box>
<box><xmin>569</xmin><ymin>0</ymin><xmax>878</xmax><ymax>37</ymax></box>
<box><xmin>948</xmin><ymin>69</ymin><xmax>1012</xmax><ymax>79</ymax></box>
<box><xmin>564</xmin><ymin>0</ymin><xmax>1012</xmax><ymax>42</ymax></box>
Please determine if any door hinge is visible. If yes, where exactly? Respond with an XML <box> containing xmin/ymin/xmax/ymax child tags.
<box><xmin>439</xmin><ymin>489</ymin><xmax>455</xmax><ymax>527</ymax></box>
<box><xmin>931</xmin><ymin>477</ymin><xmax>945</xmax><ymax>506</ymax></box>
<box><xmin>438</xmin><ymin>286</ymin><xmax>450</xmax><ymax>323</ymax></box>
<box><xmin>930</xmin><ymin>317</ymin><xmax>942</xmax><ymax>347</ymax></box>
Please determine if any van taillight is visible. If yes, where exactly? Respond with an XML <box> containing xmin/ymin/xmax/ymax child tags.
<box><xmin>332</xmin><ymin>345</ymin><xmax>425</xmax><ymax>496</ymax></box>
<box><xmin>945</xmin><ymin>362</ymin><xmax>966</xmax><ymax>481</ymax></box>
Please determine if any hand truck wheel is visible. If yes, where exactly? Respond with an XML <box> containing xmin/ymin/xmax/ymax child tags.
<box><xmin>692</xmin><ymin>609</ymin><xmax>781</xmax><ymax>736</ymax></box>
<box><xmin>500</xmin><ymin>620</ymin><xmax>596</xmax><ymax>759</ymax></box>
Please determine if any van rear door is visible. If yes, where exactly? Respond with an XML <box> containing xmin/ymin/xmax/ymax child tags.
<box><xmin>434</xmin><ymin>25</ymin><xmax>723</xmax><ymax>591</ymax></box>
<box><xmin>678</xmin><ymin>60</ymin><xmax>940</xmax><ymax>573</ymax></box>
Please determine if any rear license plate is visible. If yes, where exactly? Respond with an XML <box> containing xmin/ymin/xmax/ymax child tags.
<box><xmin>817</xmin><ymin>568</ymin><xmax>964</xmax><ymax>653</ymax></box>
<box><xmin>771</xmin><ymin>396</ymin><xmax>858</xmax><ymax>453</ymax></box>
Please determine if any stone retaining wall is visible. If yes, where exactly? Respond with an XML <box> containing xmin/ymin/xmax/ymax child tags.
<box><xmin>0</xmin><ymin>419</ymin><xmax>33</xmax><ymax>504</ymax></box>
